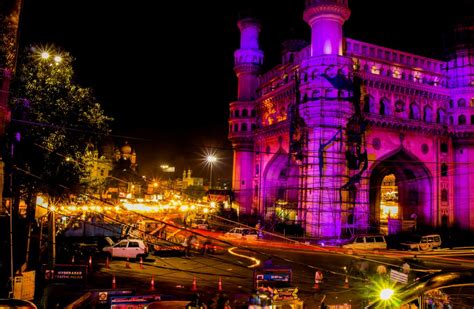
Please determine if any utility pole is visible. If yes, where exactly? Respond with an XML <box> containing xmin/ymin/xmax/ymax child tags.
<box><xmin>1</xmin><ymin>0</ymin><xmax>24</xmax><ymax>298</ymax></box>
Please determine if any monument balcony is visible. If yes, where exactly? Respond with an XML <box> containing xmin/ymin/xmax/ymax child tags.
<box><xmin>365</xmin><ymin>113</ymin><xmax>448</xmax><ymax>135</ymax></box>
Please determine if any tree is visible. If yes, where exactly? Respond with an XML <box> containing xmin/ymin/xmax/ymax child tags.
<box><xmin>8</xmin><ymin>45</ymin><xmax>112</xmax><ymax>214</ymax></box>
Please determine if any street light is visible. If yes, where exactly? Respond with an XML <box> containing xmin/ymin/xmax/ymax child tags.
<box><xmin>206</xmin><ymin>155</ymin><xmax>217</xmax><ymax>189</ymax></box>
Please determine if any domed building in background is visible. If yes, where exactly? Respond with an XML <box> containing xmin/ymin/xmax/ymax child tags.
<box><xmin>229</xmin><ymin>0</ymin><xmax>474</xmax><ymax>237</ymax></box>
<box><xmin>106</xmin><ymin>141</ymin><xmax>145</xmax><ymax>200</ymax></box>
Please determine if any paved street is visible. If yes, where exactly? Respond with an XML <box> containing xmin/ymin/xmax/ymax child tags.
<box><xmin>80</xmin><ymin>238</ymin><xmax>474</xmax><ymax>307</ymax></box>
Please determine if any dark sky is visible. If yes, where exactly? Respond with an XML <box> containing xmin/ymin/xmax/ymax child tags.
<box><xmin>18</xmin><ymin>0</ymin><xmax>472</xmax><ymax>180</ymax></box>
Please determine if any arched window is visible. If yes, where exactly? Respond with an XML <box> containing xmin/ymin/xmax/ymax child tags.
<box><xmin>458</xmin><ymin>98</ymin><xmax>466</xmax><ymax>107</ymax></box>
<box><xmin>229</xmin><ymin>124</ymin><xmax>232</xmax><ymax>132</ymax></box>
<box><xmin>459</xmin><ymin>115</ymin><xmax>467</xmax><ymax>125</ymax></box>
<box><xmin>441</xmin><ymin>163</ymin><xmax>448</xmax><ymax>177</ymax></box>
<box><xmin>363</xmin><ymin>95</ymin><xmax>374</xmax><ymax>113</ymax></box>
<box><xmin>409</xmin><ymin>103</ymin><xmax>420</xmax><ymax>120</ymax></box>
<box><xmin>234</xmin><ymin>124</ymin><xmax>238</xmax><ymax>132</ymax></box>
<box><xmin>423</xmin><ymin>106</ymin><xmax>433</xmax><ymax>122</ymax></box>
<box><xmin>241</xmin><ymin>123</ymin><xmax>248</xmax><ymax>131</ymax></box>
<box><xmin>251</xmin><ymin>109</ymin><xmax>256</xmax><ymax>117</ymax></box>
<box><xmin>449</xmin><ymin>100</ymin><xmax>454</xmax><ymax>108</ymax></box>
<box><xmin>471</xmin><ymin>115</ymin><xmax>474</xmax><ymax>125</ymax></box>
<box><xmin>234</xmin><ymin>110</ymin><xmax>240</xmax><ymax>117</ymax></box>
<box><xmin>242</xmin><ymin>109</ymin><xmax>248</xmax><ymax>117</ymax></box>
<box><xmin>251</xmin><ymin>123</ymin><xmax>256</xmax><ymax>131</ymax></box>
<box><xmin>449</xmin><ymin>116</ymin><xmax>453</xmax><ymax>125</ymax></box>
<box><xmin>436</xmin><ymin>108</ymin><xmax>445</xmax><ymax>124</ymax></box>
<box><xmin>380</xmin><ymin>98</ymin><xmax>390</xmax><ymax>115</ymax></box>
<box><xmin>441</xmin><ymin>189</ymin><xmax>448</xmax><ymax>202</ymax></box>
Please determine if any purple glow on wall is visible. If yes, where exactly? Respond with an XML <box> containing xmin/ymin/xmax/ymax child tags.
<box><xmin>230</xmin><ymin>1</ymin><xmax>474</xmax><ymax>237</ymax></box>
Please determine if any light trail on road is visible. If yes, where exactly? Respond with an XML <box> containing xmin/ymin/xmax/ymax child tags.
<box><xmin>228</xmin><ymin>247</ymin><xmax>261</xmax><ymax>268</ymax></box>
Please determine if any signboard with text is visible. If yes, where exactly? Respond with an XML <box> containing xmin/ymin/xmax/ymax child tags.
<box><xmin>43</xmin><ymin>264</ymin><xmax>88</xmax><ymax>284</ymax></box>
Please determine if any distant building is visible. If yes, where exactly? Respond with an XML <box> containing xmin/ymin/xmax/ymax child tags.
<box><xmin>180</xmin><ymin>169</ymin><xmax>204</xmax><ymax>189</ymax></box>
<box><xmin>107</xmin><ymin>141</ymin><xmax>145</xmax><ymax>199</ymax></box>
<box><xmin>229</xmin><ymin>0</ymin><xmax>474</xmax><ymax>237</ymax></box>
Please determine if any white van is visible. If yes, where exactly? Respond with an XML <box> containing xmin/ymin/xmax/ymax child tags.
<box><xmin>342</xmin><ymin>234</ymin><xmax>387</xmax><ymax>250</ymax></box>
<box><xmin>224</xmin><ymin>227</ymin><xmax>259</xmax><ymax>240</ymax></box>
<box><xmin>400</xmin><ymin>234</ymin><xmax>442</xmax><ymax>251</ymax></box>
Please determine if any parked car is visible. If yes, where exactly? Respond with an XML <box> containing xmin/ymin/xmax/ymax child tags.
<box><xmin>400</xmin><ymin>234</ymin><xmax>442</xmax><ymax>251</ymax></box>
<box><xmin>224</xmin><ymin>227</ymin><xmax>259</xmax><ymax>240</ymax></box>
<box><xmin>342</xmin><ymin>234</ymin><xmax>387</xmax><ymax>250</ymax></box>
<box><xmin>102</xmin><ymin>239</ymin><xmax>149</xmax><ymax>260</ymax></box>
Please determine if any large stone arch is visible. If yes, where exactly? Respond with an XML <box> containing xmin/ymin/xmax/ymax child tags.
<box><xmin>368</xmin><ymin>149</ymin><xmax>433</xmax><ymax>230</ymax></box>
<box><xmin>262</xmin><ymin>148</ymin><xmax>299</xmax><ymax>220</ymax></box>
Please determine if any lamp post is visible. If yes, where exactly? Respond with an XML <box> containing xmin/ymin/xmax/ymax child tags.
<box><xmin>206</xmin><ymin>155</ymin><xmax>217</xmax><ymax>189</ymax></box>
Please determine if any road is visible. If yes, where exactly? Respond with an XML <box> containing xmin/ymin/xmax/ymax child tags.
<box><xmin>84</xmin><ymin>237</ymin><xmax>474</xmax><ymax>307</ymax></box>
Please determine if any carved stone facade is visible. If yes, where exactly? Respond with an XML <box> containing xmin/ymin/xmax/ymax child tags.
<box><xmin>229</xmin><ymin>0</ymin><xmax>474</xmax><ymax>237</ymax></box>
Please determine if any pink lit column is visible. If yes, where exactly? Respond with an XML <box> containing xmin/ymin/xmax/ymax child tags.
<box><xmin>229</xmin><ymin>18</ymin><xmax>263</xmax><ymax>215</ymax></box>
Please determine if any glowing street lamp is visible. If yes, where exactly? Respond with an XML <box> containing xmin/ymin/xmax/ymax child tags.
<box><xmin>206</xmin><ymin>154</ymin><xmax>217</xmax><ymax>189</ymax></box>
<box><xmin>379</xmin><ymin>288</ymin><xmax>394</xmax><ymax>301</ymax></box>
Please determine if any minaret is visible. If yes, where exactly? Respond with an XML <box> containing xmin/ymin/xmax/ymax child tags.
<box><xmin>229</xmin><ymin>17</ymin><xmax>263</xmax><ymax>215</ymax></box>
<box><xmin>300</xmin><ymin>0</ymin><xmax>353</xmax><ymax>237</ymax></box>
<box><xmin>303</xmin><ymin>0</ymin><xmax>350</xmax><ymax>56</ymax></box>
<box><xmin>447</xmin><ymin>17</ymin><xmax>474</xmax><ymax>230</ymax></box>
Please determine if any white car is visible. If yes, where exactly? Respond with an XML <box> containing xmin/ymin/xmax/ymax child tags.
<box><xmin>342</xmin><ymin>234</ymin><xmax>387</xmax><ymax>250</ymax></box>
<box><xmin>224</xmin><ymin>228</ymin><xmax>259</xmax><ymax>240</ymax></box>
<box><xmin>400</xmin><ymin>234</ymin><xmax>442</xmax><ymax>251</ymax></box>
<box><xmin>102</xmin><ymin>239</ymin><xmax>149</xmax><ymax>260</ymax></box>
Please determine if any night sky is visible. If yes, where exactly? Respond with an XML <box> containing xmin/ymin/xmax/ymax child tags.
<box><xmin>18</xmin><ymin>0</ymin><xmax>472</xmax><ymax>180</ymax></box>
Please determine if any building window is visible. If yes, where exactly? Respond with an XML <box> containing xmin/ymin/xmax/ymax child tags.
<box><xmin>235</xmin><ymin>110</ymin><xmax>240</xmax><ymax>117</ymax></box>
<box><xmin>242</xmin><ymin>109</ymin><xmax>248</xmax><ymax>117</ymax></box>
<box><xmin>441</xmin><ymin>163</ymin><xmax>448</xmax><ymax>177</ymax></box>
<box><xmin>436</xmin><ymin>108</ymin><xmax>445</xmax><ymax>124</ymax></box>
<box><xmin>458</xmin><ymin>98</ymin><xmax>466</xmax><ymax>107</ymax></box>
<box><xmin>423</xmin><ymin>106</ymin><xmax>433</xmax><ymax>122</ymax></box>
<box><xmin>251</xmin><ymin>109</ymin><xmax>256</xmax><ymax>117</ymax></box>
<box><xmin>251</xmin><ymin>123</ymin><xmax>256</xmax><ymax>131</ymax></box>
<box><xmin>409</xmin><ymin>103</ymin><xmax>420</xmax><ymax>120</ymax></box>
<box><xmin>241</xmin><ymin>123</ymin><xmax>248</xmax><ymax>131</ymax></box>
<box><xmin>459</xmin><ymin>115</ymin><xmax>467</xmax><ymax>125</ymax></box>
<box><xmin>255</xmin><ymin>164</ymin><xmax>259</xmax><ymax>175</ymax></box>
<box><xmin>441</xmin><ymin>189</ymin><xmax>448</xmax><ymax>202</ymax></box>
<box><xmin>471</xmin><ymin>115</ymin><xmax>474</xmax><ymax>125</ymax></box>
<box><xmin>234</xmin><ymin>124</ymin><xmax>238</xmax><ymax>132</ymax></box>
<box><xmin>440</xmin><ymin>143</ymin><xmax>448</xmax><ymax>153</ymax></box>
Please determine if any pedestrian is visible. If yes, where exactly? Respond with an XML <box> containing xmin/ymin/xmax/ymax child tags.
<box><xmin>182</xmin><ymin>237</ymin><xmax>190</xmax><ymax>257</ymax></box>
<box><xmin>201</xmin><ymin>239</ymin><xmax>212</xmax><ymax>255</ymax></box>
<box><xmin>376</xmin><ymin>264</ymin><xmax>387</xmax><ymax>277</ymax></box>
<box><xmin>402</xmin><ymin>262</ymin><xmax>410</xmax><ymax>274</ymax></box>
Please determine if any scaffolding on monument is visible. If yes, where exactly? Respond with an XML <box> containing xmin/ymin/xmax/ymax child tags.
<box><xmin>287</xmin><ymin>67</ymin><xmax>371</xmax><ymax>238</ymax></box>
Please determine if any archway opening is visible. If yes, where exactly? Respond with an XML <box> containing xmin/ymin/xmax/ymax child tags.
<box><xmin>379</xmin><ymin>174</ymin><xmax>398</xmax><ymax>234</ymax></box>
<box><xmin>369</xmin><ymin>150</ymin><xmax>432</xmax><ymax>234</ymax></box>
<box><xmin>262</xmin><ymin>150</ymin><xmax>299</xmax><ymax>224</ymax></box>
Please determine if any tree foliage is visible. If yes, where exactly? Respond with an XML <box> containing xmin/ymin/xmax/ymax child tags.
<box><xmin>8</xmin><ymin>45</ymin><xmax>112</xmax><ymax>201</ymax></box>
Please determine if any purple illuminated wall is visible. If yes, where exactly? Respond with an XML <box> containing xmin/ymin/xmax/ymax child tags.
<box><xmin>229</xmin><ymin>1</ymin><xmax>474</xmax><ymax>237</ymax></box>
